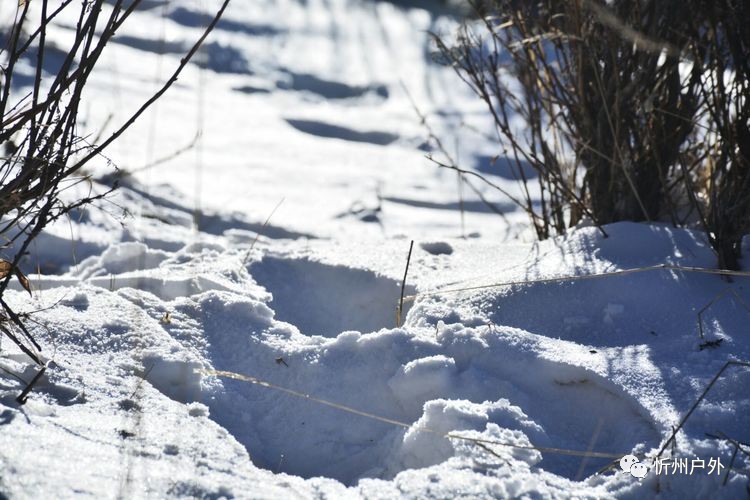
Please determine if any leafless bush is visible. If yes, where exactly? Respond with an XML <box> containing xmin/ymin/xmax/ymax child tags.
<box><xmin>689</xmin><ymin>1</ymin><xmax>750</xmax><ymax>271</ymax></box>
<box><xmin>0</xmin><ymin>0</ymin><xmax>229</xmax><ymax>368</ymax></box>
<box><xmin>436</xmin><ymin>0</ymin><xmax>749</xmax><ymax>269</ymax></box>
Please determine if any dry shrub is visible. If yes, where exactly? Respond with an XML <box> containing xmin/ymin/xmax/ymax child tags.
<box><xmin>0</xmin><ymin>0</ymin><xmax>229</xmax><ymax>368</ymax></box>
<box><xmin>436</xmin><ymin>0</ymin><xmax>749</xmax><ymax>269</ymax></box>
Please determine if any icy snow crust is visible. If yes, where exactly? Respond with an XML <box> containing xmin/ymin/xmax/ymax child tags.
<box><xmin>1</xmin><ymin>0</ymin><xmax>749</xmax><ymax>498</ymax></box>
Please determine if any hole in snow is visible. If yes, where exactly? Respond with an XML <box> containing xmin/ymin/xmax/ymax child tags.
<box><xmin>141</xmin><ymin>357</ymin><xmax>203</xmax><ymax>404</ymax></box>
<box><xmin>249</xmin><ymin>257</ymin><xmax>415</xmax><ymax>336</ymax></box>
<box><xmin>204</xmin><ymin>352</ymin><xmax>658</xmax><ymax>486</ymax></box>
<box><xmin>189</xmin><ymin>291</ymin><xmax>658</xmax><ymax>486</ymax></box>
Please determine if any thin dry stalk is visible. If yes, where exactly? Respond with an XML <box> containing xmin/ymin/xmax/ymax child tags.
<box><xmin>696</xmin><ymin>288</ymin><xmax>750</xmax><ymax>339</ymax></box>
<box><xmin>656</xmin><ymin>360</ymin><xmax>750</xmax><ymax>459</ymax></box>
<box><xmin>396</xmin><ymin>240</ymin><xmax>414</xmax><ymax>327</ymax></box>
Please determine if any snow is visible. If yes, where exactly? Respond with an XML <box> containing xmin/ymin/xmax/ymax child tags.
<box><xmin>1</xmin><ymin>0</ymin><xmax>749</xmax><ymax>498</ymax></box>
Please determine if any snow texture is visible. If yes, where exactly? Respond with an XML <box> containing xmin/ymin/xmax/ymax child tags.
<box><xmin>0</xmin><ymin>0</ymin><xmax>748</xmax><ymax>498</ymax></box>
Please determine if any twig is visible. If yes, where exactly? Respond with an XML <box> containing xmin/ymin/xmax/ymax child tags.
<box><xmin>65</xmin><ymin>0</ymin><xmax>232</xmax><ymax>177</ymax></box>
<box><xmin>724</xmin><ymin>444</ymin><xmax>739</xmax><ymax>485</ymax></box>
<box><xmin>656</xmin><ymin>360</ymin><xmax>750</xmax><ymax>459</ymax></box>
<box><xmin>400</xmin><ymin>82</ymin><xmax>510</xmax><ymax>229</ymax></box>
<box><xmin>198</xmin><ymin>367</ymin><xmax>632</xmax><ymax>460</ymax></box>
<box><xmin>575</xmin><ymin>417</ymin><xmax>604</xmax><ymax>481</ymax></box>
<box><xmin>705</xmin><ymin>432</ymin><xmax>750</xmax><ymax>486</ymax></box>
<box><xmin>241</xmin><ymin>198</ymin><xmax>285</xmax><ymax>266</ymax></box>
<box><xmin>405</xmin><ymin>263</ymin><xmax>750</xmax><ymax>304</ymax></box>
<box><xmin>396</xmin><ymin>240</ymin><xmax>414</xmax><ymax>327</ymax></box>
<box><xmin>126</xmin><ymin>130</ymin><xmax>201</xmax><ymax>175</ymax></box>
<box><xmin>128</xmin><ymin>363</ymin><xmax>155</xmax><ymax>399</ymax></box>
<box><xmin>16</xmin><ymin>363</ymin><xmax>47</xmax><ymax>404</ymax></box>
<box><xmin>696</xmin><ymin>288</ymin><xmax>750</xmax><ymax>339</ymax></box>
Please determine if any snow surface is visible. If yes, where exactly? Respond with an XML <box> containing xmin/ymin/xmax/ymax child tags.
<box><xmin>1</xmin><ymin>0</ymin><xmax>749</xmax><ymax>498</ymax></box>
